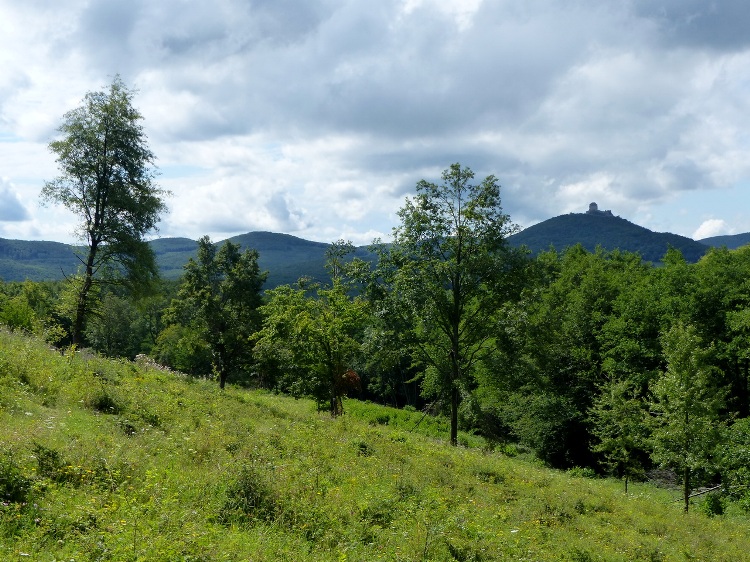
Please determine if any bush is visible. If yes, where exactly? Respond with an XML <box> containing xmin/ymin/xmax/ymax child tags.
<box><xmin>699</xmin><ymin>492</ymin><xmax>725</xmax><ymax>517</ymax></box>
<box><xmin>567</xmin><ymin>466</ymin><xmax>598</xmax><ymax>479</ymax></box>
<box><xmin>0</xmin><ymin>451</ymin><xmax>32</xmax><ymax>503</ymax></box>
<box><xmin>219</xmin><ymin>465</ymin><xmax>278</xmax><ymax>525</ymax></box>
<box><xmin>88</xmin><ymin>391</ymin><xmax>123</xmax><ymax>414</ymax></box>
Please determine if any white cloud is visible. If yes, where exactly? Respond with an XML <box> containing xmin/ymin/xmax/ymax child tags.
<box><xmin>693</xmin><ymin>218</ymin><xmax>732</xmax><ymax>240</ymax></box>
<box><xmin>1</xmin><ymin>0</ymin><xmax>750</xmax><ymax>244</ymax></box>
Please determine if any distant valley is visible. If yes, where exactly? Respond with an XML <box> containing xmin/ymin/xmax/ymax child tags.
<box><xmin>1</xmin><ymin>212</ymin><xmax>747</xmax><ymax>286</ymax></box>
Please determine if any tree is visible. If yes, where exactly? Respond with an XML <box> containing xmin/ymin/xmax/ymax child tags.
<box><xmin>84</xmin><ymin>292</ymin><xmax>142</xmax><ymax>358</ymax></box>
<box><xmin>589</xmin><ymin>377</ymin><xmax>649</xmax><ymax>493</ymax></box>
<box><xmin>165</xmin><ymin>236</ymin><xmax>267</xmax><ymax>388</ymax></box>
<box><xmin>254</xmin><ymin>241</ymin><xmax>368</xmax><ymax>415</ymax></box>
<box><xmin>648</xmin><ymin>322</ymin><xmax>726</xmax><ymax>512</ymax></box>
<box><xmin>490</xmin><ymin>246</ymin><xmax>658</xmax><ymax>468</ymax></box>
<box><xmin>718</xmin><ymin>417</ymin><xmax>750</xmax><ymax>509</ymax></box>
<box><xmin>369</xmin><ymin>163</ymin><xmax>524</xmax><ymax>445</ymax></box>
<box><xmin>254</xmin><ymin>279</ymin><xmax>366</xmax><ymax>415</ymax></box>
<box><xmin>41</xmin><ymin>76</ymin><xmax>168</xmax><ymax>346</ymax></box>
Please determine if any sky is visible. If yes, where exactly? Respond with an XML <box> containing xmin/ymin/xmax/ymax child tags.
<box><xmin>2</xmin><ymin>0</ymin><xmax>750</xmax><ymax>246</ymax></box>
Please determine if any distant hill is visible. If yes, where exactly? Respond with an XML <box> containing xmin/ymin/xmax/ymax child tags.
<box><xmin>224</xmin><ymin>232</ymin><xmax>332</xmax><ymax>287</ymax></box>
<box><xmin>0</xmin><ymin>238</ymin><xmax>79</xmax><ymax>281</ymax></box>
<box><xmin>149</xmin><ymin>237</ymin><xmax>199</xmax><ymax>279</ymax></box>
<box><xmin>508</xmin><ymin>213</ymin><xmax>710</xmax><ymax>263</ymax></box>
<box><xmin>0</xmin><ymin>213</ymin><xmax>734</xmax><ymax>284</ymax></box>
<box><xmin>699</xmin><ymin>232</ymin><xmax>750</xmax><ymax>250</ymax></box>
<box><xmin>0</xmin><ymin>233</ymin><xmax>344</xmax><ymax>288</ymax></box>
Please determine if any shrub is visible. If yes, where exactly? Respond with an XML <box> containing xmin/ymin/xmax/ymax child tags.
<box><xmin>219</xmin><ymin>465</ymin><xmax>278</xmax><ymax>525</ymax></box>
<box><xmin>699</xmin><ymin>492</ymin><xmax>725</xmax><ymax>517</ymax></box>
<box><xmin>0</xmin><ymin>451</ymin><xmax>31</xmax><ymax>503</ymax></box>
<box><xmin>88</xmin><ymin>391</ymin><xmax>123</xmax><ymax>414</ymax></box>
<box><xmin>567</xmin><ymin>466</ymin><xmax>597</xmax><ymax>479</ymax></box>
<box><xmin>33</xmin><ymin>443</ymin><xmax>64</xmax><ymax>481</ymax></box>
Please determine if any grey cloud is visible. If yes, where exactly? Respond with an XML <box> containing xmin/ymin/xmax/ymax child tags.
<box><xmin>74</xmin><ymin>0</ymin><xmax>143</xmax><ymax>74</ymax></box>
<box><xmin>0</xmin><ymin>181</ymin><xmax>30</xmax><ymax>222</ymax></box>
<box><xmin>266</xmin><ymin>191</ymin><xmax>308</xmax><ymax>231</ymax></box>
<box><xmin>10</xmin><ymin>0</ymin><xmax>750</xmax><ymax>242</ymax></box>
<box><xmin>633</xmin><ymin>0</ymin><xmax>750</xmax><ymax>51</ymax></box>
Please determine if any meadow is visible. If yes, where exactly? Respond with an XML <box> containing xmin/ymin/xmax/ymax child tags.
<box><xmin>1</xmin><ymin>328</ymin><xmax>748</xmax><ymax>561</ymax></box>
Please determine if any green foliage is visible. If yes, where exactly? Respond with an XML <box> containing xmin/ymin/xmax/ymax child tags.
<box><xmin>718</xmin><ymin>417</ymin><xmax>750</xmax><ymax>509</ymax></box>
<box><xmin>84</xmin><ymin>292</ymin><xmax>143</xmax><ymax>358</ymax></box>
<box><xmin>164</xmin><ymin>235</ymin><xmax>267</xmax><ymax>387</ymax></box>
<box><xmin>590</xmin><ymin>377</ymin><xmax>649</xmax><ymax>491</ymax></box>
<box><xmin>254</xmin><ymin>277</ymin><xmax>368</xmax><ymax>415</ymax></box>
<box><xmin>0</xmin><ymin>450</ymin><xmax>32</xmax><ymax>503</ymax></box>
<box><xmin>41</xmin><ymin>75</ymin><xmax>168</xmax><ymax>345</ymax></box>
<box><xmin>219</xmin><ymin>464</ymin><xmax>279</xmax><ymax>525</ymax></box>
<box><xmin>649</xmin><ymin>323</ymin><xmax>727</xmax><ymax>512</ymax></box>
<box><xmin>698</xmin><ymin>492</ymin><xmax>725</xmax><ymax>517</ymax></box>
<box><xmin>0</xmin><ymin>294</ymin><xmax>35</xmax><ymax>332</ymax></box>
<box><xmin>493</xmin><ymin>246</ymin><xmax>650</xmax><ymax>467</ymax></box>
<box><xmin>369</xmin><ymin>163</ymin><xmax>526</xmax><ymax>445</ymax></box>
<box><xmin>2</xmin><ymin>329</ymin><xmax>750</xmax><ymax>560</ymax></box>
<box><xmin>0</xmin><ymin>281</ymin><xmax>67</xmax><ymax>344</ymax></box>
<box><xmin>153</xmin><ymin>323</ymin><xmax>213</xmax><ymax>376</ymax></box>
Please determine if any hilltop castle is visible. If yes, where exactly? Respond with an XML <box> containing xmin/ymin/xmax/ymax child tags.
<box><xmin>585</xmin><ymin>202</ymin><xmax>613</xmax><ymax>217</ymax></box>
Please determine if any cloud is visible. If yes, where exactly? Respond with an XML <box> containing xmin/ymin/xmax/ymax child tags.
<box><xmin>265</xmin><ymin>191</ymin><xmax>308</xmax><ymax>232</ymax></box>
<box><xmin>1</xmin><ymin>0</ymin><xmax>750</xmax><ymax>244</ymax></box>
<box><xmin>0</xmin><ymin>178</ymin><xmax>29</xmax><ymax>222</ymax></box>
<box><xmin>693</xmin><ymin>218</ymin><xmax>732</xmax><ymax>240</ymax></box>
<box><xmin>633</xmin><ymin>0</ymin><xmax>750</xmax><ymax>51</ymax></box>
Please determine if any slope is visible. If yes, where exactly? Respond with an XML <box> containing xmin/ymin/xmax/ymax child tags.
<box><xmin>1</xmin><ymin>329</ymin><xmax>749</xmax><ymax>561</ymax></box>
<box><xmin>700</xmin><ymin>232</ymin><xmax>750</xmax><ymax>250</ymax></box>
<box><xmin>509</xmin><ymin>213</ymin><xmax>710</xmax><ymax>262</ymax></box>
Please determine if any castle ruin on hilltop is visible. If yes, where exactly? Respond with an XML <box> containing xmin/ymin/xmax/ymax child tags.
<box><xmin>586</xmin><ymin>202</ymin><xmax>613</xmax><ymax>217</ymax></box>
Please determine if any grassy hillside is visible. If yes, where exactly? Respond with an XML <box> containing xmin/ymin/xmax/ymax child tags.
<box><xmin>510</xmin><ymin>213</ymin><xmax>710</xmax><ymax>263</ymax></box>
<box><xmin>1</xmin><ymin>330</ymin><xmax>749</xmax><ymax>560</ymax></box>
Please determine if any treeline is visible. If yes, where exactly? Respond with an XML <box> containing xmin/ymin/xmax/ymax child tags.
<box><xmin>5</xmin><ymin>164</ymin><xmax>750</xmax><ymax>514</ymax></box>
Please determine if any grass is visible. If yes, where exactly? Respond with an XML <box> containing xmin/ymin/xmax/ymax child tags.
<box><xmin>1</xmin><ymin>328</ymin><xmax>749</xmax><ymax>561</ymax></box>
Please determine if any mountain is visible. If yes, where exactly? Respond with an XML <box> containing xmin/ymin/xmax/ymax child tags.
<box><xmin>0</xmin><ymin>238</ymin><xmax>79</xmax><ymax>281</ymax></box>
<box><xmin>224</xmin><ymin>232</ymin><xmax>331</xmax><ymax>287</ymax></box>
<box><xmin>0</xmin><ymin>232</ymin><xmax>345</xmax><ymax>288</ymax></box>
<box><xmin>699</xmin><ymin>232</ymin><xmax>750</xmax><ymax>250</ymax></box>
<box><xmin>508</xmin><ymin>212</ymin><xmax>710</xmax><ymax>263</ymax></box>
<box><xmin>0</xmin><ymin>213</ymin><xmax>738</xmax><ymax>284</ymax></box>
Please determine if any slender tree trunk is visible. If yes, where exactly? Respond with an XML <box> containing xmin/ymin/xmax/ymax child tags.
<box><xmin>450</xmin><ymin>384</ymin><xmax>459</xmax><ymax>446</ymax></box>
<box><xmin>72</xmin><ymin>243</ymin><xmax>98</xmax><ymax>346</ymax></box>
<box><xmin>330</xmin><ymin>381</ymin><xmax>337</xmax><ymax>416</ymax></box>
<box><xmin>450</xmin><ymin>271</ymin><xmax>461</xmax><ymax>446</ymax></box>
<box><xmin>683</xmin><ymin>467</ymin><xmax>690</xmax><ymax>513</ymax></box>
<box><xmin>217</xmin><ymin>341</ymin><xmax>228</xmax><ymax>389</ymax></box>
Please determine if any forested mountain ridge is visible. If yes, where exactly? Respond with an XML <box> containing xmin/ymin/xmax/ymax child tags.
<box><xmin>510</xmin><ymin>212</ymin><xmax>711</xmax><ymax>262</ymax></box>
<box><xmin>0</xmin><ymin>214</ymin><xmax>745</xmax><ymax>283</ymax></box>
<box><xmin>151</xmin><ymin>232</ymin><xmax>336</xmax><ymax>287</ymax></box>
<box><xmin>699</xmin><ymin>232</ymin><xmax>750</xmax><ymax>249</ymax></box>
<box><xmin>0</xmin><ymin>232</ymin><xmax>336</xmax><ymax>287</ymax></box>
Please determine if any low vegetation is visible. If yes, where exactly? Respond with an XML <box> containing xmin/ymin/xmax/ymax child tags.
<box><xmin>2</xmin><ymin>329</ymin><xmax>749</xmax><ymax>561</ymax></box>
